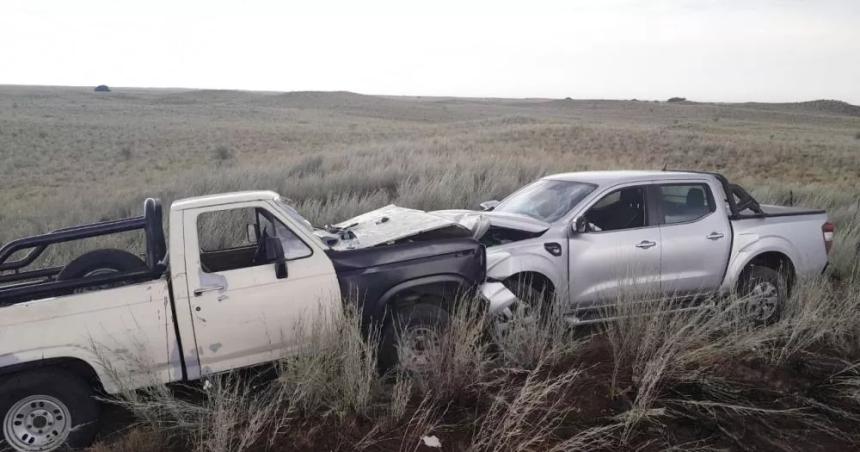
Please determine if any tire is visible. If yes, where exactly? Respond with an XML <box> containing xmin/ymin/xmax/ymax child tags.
<box><xmin>504</xmin><ymin>275</ymin><xmax>555</xmax><ymax>321</ymax></box>
<box><xmin>0</xmin><ymin>369</ymin><xmax>100</xmax><ymax>451</ymax></box>
<box><xmin>738</xmin><ymin>266</ymin><xmax>787</xmax><ymax>324</ymax></box>
<box><xmin>379</xmin><ymin>302</ymin><xmax>450</xmax><ymax>372</ymax></box>
<box><xmin>57</xmin><ymin>249</ymin><xmax>148</xmax><ymax>280</ymax></box>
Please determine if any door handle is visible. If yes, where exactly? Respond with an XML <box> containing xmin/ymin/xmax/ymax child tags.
<box><xmin>635</xmin><ymin>240</ymin><xmax>657</xmax><ymax>249</ymax></box>
<box><xmin>706</xmin><ymin>232</ymin><xmax>725</xmax><ymax>240</ymax></box>
<box><xmin>193</xmin><ymin>285</ymin><xmax>225</xmax><ymax>296</ymax></box>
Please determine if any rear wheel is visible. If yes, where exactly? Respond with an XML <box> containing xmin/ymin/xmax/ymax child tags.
<box><xmin>738</xmin><ymin>266</ymin><xmax>787</xmax><ymax>324</ymax></box>
<box><xmin>0</xmin><ymin>369</ymin><xmax>99</xmax><ymax>451</ymax></box>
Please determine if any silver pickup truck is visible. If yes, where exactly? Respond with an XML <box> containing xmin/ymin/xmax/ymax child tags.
<box><xmin>437</xmin><ymin>170</ymin><xmax>834</xmax><ymax>323</ymax></box>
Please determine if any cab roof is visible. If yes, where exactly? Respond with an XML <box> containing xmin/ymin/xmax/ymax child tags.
<box><xmin>544</xmin><ymin>170</ymin><xmax>711</xmax><ymax>187</ymax></box>
<box><xmin>171</xmin><ymin>190</ymin><xmax>280</xmax><ymax>210</ymax></box>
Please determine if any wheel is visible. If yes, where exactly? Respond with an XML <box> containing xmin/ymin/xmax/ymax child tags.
<box><xmin>0</xmin><ymin>369</ymin><xmax>100</xmax><ymax>451</ymax></box>
<box><xmin>379</xmin><ymin>302</ymin><xmax>450</xmax><ymax>373</ymax></box>
<box><xmin>738</xmin><ymin>266</ymin><xmax>787</xmax><ymax>324</ymax></box>
<box><xmin>503</xmin><ymin>275</ymin><xmax>555</xmax><ymax>321</ymax></box>
<box><xmin>57</xmin><ymin>249</ymin><xmax>148</xmax><ymax>280</ymax></box>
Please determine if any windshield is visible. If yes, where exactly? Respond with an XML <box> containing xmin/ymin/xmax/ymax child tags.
<box><xmin>274</xmin><ymin>198</ymin><xmax>315</xmax><ymax>233</ymax></box>
<box><xmin>494</xmin><ymin>179</ymin><xmax>596</xmax><ymax>223</ymax></box>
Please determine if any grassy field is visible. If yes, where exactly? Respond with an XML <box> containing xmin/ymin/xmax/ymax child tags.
<box><xmin>2</xmin><ymin>86</ymin><xmax>860</xmax><ymax>451</ymax></box>
<box><xmin>1</xmin><ymin>86</ymin><xmax>858</xmax><ymax>272</ymax></box>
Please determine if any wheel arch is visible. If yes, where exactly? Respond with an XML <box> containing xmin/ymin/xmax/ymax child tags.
<box><xmin>373</xmin><ymin>274</ymin><xmax>474</xmax><ymax>320</ymax></box>
<box><xmin>0</xmin><ymin>357</ymin><xmax>105</xmax><ymax>393</ymax></box>
<box><xmin>503</xmin><ymin>271</ymin><xmax>556</xmax><ymax>295</ymax></box>
<box><xmin>737</xmin><ymin>251</ymin><xmax>797</xmax><ymax>293</ymax></box>
<box><xmin>485</xmin><ymin>249</ymin><xmax>564</xmax><ymax>298</ymax></box>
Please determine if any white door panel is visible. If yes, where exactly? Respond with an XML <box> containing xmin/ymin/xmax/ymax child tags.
<box><xmin>182</xmin><ymin>203</ymin><xmax>340</xmax><ymax>376</ymax></box>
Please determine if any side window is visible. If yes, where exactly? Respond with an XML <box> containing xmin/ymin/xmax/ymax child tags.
<box><xmin>197</xmin><ymin>207</ymin><xmax>312</xmax><ymax>273</ymax></box>
<box><xmin>584</xmin><ymin>187</ymin><xmax>646</xmax><ymax>232</ymax></box>
<box><xmin>198</xmin><ymin>208</ymin><xmax>256</xmax><ymax>252</ymax></box>
<box><xmin>658</xmin><ymin>184</ymin><xmax>715</xmax><ymax>224</ymax></box>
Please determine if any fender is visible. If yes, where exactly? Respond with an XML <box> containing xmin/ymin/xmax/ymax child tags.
<box><xmin>0</xmin><ymin>343</ymin><xmax>176</xmax><ymax>395</ymax></box>
<box><xmin>720</xmin><ymin>233</ymin><xmax>800</xmax><ymax>292</ymax></box>
<box><xmin>485</xmin><ymin>245</ymin><xmax>565</xmax><ymax>297</ymax></box>
<box><xmin>0</xmin><ymin>347</ymin><xmax>122</xmax><ymax>394</ymax></box>
<box><xmin>374</xmin><ymin>273</ymin><xmax>472</xmax><ymax>314</ymax></box>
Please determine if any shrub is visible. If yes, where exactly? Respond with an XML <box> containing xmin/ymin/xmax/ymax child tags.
<box><xmin>213</xmin><ymin>145</ymin><xmax>234</xmax><ymax>162</ymax></box>
<box><xmin>119</xmin><ymin>146</ymin><xmax>132</xmax><ymax>160</ymax></box>
<box><xmin>667</xmin><ymin>97</ymin><xmax>686</xmax><ymax>103</ymax></box>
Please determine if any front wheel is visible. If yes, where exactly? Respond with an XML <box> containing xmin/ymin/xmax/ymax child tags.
<box><xmin>0</xmin><ymin>369</ymin><xmax>100</xmax><ymax>452</ymax></box>
<box><xmin>503</xmin><ymin>276</ymin><xmax>555</xmax><ymax>322</ymax></box>
<box><xmin>379</xmin><ymin>302</ymin><xmax>450</xmax><ymax>373</ymax></box>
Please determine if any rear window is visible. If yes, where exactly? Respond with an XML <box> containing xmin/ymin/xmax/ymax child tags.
<box><xmin>658</xmin><ymin>184</ymin><xmax>715</xmax><ymax>224</ymax></box>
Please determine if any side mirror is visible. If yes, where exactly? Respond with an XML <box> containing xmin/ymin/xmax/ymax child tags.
<box><xmin>572</xmin><ymin>216</ymin><xmax>588</xmax><ymax>234</ymax></box>
<box><xmin>479</xmin><ymin>200</ymin><xmax>500</xmax><ymax>211</ymax></box>
<box><xmin>264</xmin><ymin>236</ymin><xmax>288</xmax><ymax>279</ymax></box>
<box><xmin>247</xmin><ymin>224</ymin><xmax>258</xmax><ymax>243</ymax></box>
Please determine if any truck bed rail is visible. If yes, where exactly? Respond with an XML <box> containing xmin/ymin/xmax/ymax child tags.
<box><xmin>0</xmin><ymin>199</ymin><xmax>166</xmax><ymax>305</ymax></box>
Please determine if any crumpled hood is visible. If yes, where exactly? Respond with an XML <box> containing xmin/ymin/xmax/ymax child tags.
<box><xmin>432</xmin><ymin>209</ymin><xmax>551</xmax><ymax>234</ymax></box>
<box><xmin>317</xmin><ymin>205</ymin><xmax>550</xmax><ymax>251</ymax></box>
<box><xmin>316</xmin><ymin>204</ymin><xmax>471</xmax><ymax>250</ymax></box>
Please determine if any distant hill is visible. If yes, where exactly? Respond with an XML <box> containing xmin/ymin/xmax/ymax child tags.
<box><xmin>734</xmin><ymin>99</ymin><xmax>860</xmax><ymax>117</ymax></box>
<box><xmin>249</xmin><ymin>91</ymin><xmax>485</xmax><ymax>122</ymax></box>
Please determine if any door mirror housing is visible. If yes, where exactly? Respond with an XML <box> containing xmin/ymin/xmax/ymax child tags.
<box><xmin>264</xmin><ymin>236</ymin><xmax>288</xmax><ymax>279</ymax></box>
<box><xmin>479</xmin><ymin>200</ymin><xmax>500</xmax><ymax>211</ymax></box>
<box><xmin>572</xmin><ymin>216</ymin><xmax>589</xmax><ymax>234</ymax></box>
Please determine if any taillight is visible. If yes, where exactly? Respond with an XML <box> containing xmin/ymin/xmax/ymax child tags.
<box><xmin>822</xmin><ymin>222</ymin><xmax>835</xmax><ymax>255</ymax></box>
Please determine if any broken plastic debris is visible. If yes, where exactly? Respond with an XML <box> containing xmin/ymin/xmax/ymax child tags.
<box><xmin>421</xmin><ymin>435</ymin><xmax>442</xmax><ymax>448</ymax></box>
<box><xmin>203</xmin><ymin>379</ymin><xmax>212</xmax><ymax>391</ymax></box>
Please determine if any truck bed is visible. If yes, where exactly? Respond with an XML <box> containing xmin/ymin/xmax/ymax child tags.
<box><xmin>728</xmin><ymin>206</ymin><xmax>829</xmax><ymax>283</ymax></box>
<box><xmin>0</xmin><ymin>279</ymin><xmax>181</xmax><ymax>393</ymax></box>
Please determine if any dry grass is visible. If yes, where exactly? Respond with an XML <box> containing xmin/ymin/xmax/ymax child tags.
<box><xmin>491</xmin><ymin>291</ymin><xmax>583</xmax><ymax>370</ymax></box>
<box><xmin>398</xmin><ymin>300</ymin><xmax>490</xmax><ymax>403</ymax></box>
<box><xmin>1</xmin><ymin>86</ymin><xmax>859</xmax><ymax>450</ymax></box>
<box><xmin>86</xmin><ymin>277</ymin><xmax>860</xmax><ymax>451</ymax></box>
<box><xmin>2</xmin><ymin>87</ymin><xmax>858</xmax><ymax>275</ymax></box>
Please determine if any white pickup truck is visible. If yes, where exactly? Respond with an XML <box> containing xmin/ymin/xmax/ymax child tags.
<box><xmin>437</xmin><ymin>170</ymin><xmax>834</xmax><ymax>323</ymax></box>
<box><xmin>0</xmin><ymin>191</ymin><xmax>486</xmax><ymax>451</ymax></box>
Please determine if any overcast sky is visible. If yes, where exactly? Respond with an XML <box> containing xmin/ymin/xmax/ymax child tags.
<box><xmin>2</xmin><ymin>0</ymin><xmax>858</xmax><ymax>103</ymax></box>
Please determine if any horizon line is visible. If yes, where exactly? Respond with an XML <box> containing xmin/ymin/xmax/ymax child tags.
<box><xmin>1</xmin><ymin>83</ymin><xmax>857</xmax><ymax>107</ymax></box>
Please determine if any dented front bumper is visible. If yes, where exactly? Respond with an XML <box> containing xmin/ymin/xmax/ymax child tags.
<box><xmin>480</xmin><ymin>281</ymin><xmax>519</xmax><ymax>316</ymax></box>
